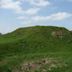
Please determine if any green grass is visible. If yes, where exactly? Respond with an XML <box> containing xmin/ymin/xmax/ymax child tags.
<box><xmin>0</xmin><ymin>26</ymin><xmax>72</xmax><ymax>72</ymax></box>
<box><xmin>0</xmin><ymin>53</ymin><xmax>72</xmax><ymax>72</ymax></box>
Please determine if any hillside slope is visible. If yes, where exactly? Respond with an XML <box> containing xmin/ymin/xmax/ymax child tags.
<box><xmin>0</xmin><ymin>26</ymin><xmax>72</xmax><ymax>72</ymax></box>
<box><xmin>0</xmin><ymin>26</ymin><xmax>72</xmax><ymax>56</ymax></box>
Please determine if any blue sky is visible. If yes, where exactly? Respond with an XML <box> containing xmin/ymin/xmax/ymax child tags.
<box><xmin>0</xmin><ymin>0</ymin><xmax>72</xmax><ymax>34</ymax></box>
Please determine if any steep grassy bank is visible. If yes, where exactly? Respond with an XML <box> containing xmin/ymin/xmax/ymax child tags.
<box><xmin>0</xmin><ymin>26</ymin><xmax>72</xmax><ymax>72</ymax></box>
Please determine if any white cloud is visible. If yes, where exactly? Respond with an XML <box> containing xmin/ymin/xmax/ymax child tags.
<box><xmin>17</xmin><ymin>12</ymin><xmax>72</xmax><ymax>26</ymax></box>
<box><xmin>32</xmin><ymin>12</ymin><xmax>72</xmax><ymax>21</ymax></box>
<box><xmin>26</xmin><ymin>0</ymin><xmax>50</xmax><ymax>6</ymax></box>
<box><xmin>17</xmin><ymin>16</ymin><xmax>27</xmax><ymax>20</ymax></box>
<box><xmin>24</xmin><ymin>8</ymin><xmax>40</xmax><ymax>15</ymax></box>
<box><xmin>0</xmin><ymin>0</ymin><xmax>40</xmax><ymax>15</ymax></box>
<box><xmin>0</xmin><ymin>0</ymin><xmax>23</xmax><ymax>13</ymax></box>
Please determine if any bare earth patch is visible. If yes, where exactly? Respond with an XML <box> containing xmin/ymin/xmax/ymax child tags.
<box><xmin>12</xmin><ymin>58</ymin><xmax>68</xmax><ymax>72</ymax></box>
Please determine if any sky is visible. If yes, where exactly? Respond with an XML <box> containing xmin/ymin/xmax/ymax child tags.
<box><xmin>0</xmin><ymin>0</ymin><xmax>72</xmax><ymax>34</ymax></box>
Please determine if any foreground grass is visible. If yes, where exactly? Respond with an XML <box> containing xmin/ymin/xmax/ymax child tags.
<box><xmin>0</xmin><ymin>52</ymin><xmax>72</xmax><ymax>72</ymax></box>
<box><xmin>0</xmin><ymin>26</ymin><xmax>72</xmax><ymax>72</ymax></box>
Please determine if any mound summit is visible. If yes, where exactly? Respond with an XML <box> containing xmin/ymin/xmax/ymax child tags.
<box><xmin>0</xmin><ymin>26</ymin><xmax>72</xmax><ymax>56</ymax></box>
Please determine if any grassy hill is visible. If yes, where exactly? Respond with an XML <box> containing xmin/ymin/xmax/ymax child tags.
<box><xmin>0</xmin><ymin>26</ymin><xmax>72</xmax><ymax>72</ymax></box>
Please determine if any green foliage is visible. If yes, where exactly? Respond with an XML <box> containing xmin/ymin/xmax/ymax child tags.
<box><xmin>0</xmin><ymin>26</ymin><xmax>72</xmax><ymax>72</ymax></box>
<box><xmin>0</xmin><ymin>26</ymin><xmax>72</xmax><ymax>55</ymax></box>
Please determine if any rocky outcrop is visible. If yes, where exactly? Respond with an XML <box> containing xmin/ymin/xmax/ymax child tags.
<box><xmin>51</xmin><ymin>30</ymin><xmax>64</xmax><ymax>39</ymax></box>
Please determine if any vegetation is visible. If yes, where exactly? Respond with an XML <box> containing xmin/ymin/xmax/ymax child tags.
<box><xmin>0</xmin><ymin>26</ymin><xmax>72</xmax><ymax>72</ymax></box>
